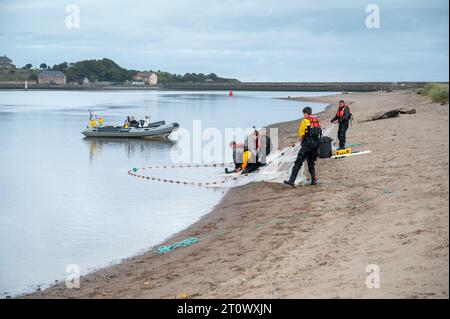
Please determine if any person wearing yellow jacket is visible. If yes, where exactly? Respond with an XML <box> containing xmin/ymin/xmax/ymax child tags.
<box><xmin>283</xmin><ymin>106</ymin><xmax>322</xmax><ymax>187</ymax></box>
<box><xmin>237</xmin><ymin>146</ymin><xmax>259</xmax><ymax>175</ymax></box>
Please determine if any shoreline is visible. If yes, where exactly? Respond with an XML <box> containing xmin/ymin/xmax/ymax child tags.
<box><xmin>0</xmin><ymin>82</ymin><xmax>431</xmax><ymax>92</ymax></box>
<box><xmin>24</xmin><ymin>90</ymin><xmax>449</xmax><ymax>299</ymax></box>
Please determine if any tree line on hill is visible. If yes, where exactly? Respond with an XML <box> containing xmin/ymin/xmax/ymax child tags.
<box><xmin>51</xmin><ymin>59</ymin><xmax>131</xmax><ymax>83</ymax></box>
<box><xmin>48</xmin><ymin>58</ymin><xmax>239</xmax><ymax>84</ymax></box>
<box><xmin>1</xmin><ymin>58</ymin><xmax>239</xmax><ymax>84</ymax></box>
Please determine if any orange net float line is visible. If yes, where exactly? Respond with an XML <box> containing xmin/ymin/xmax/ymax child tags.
<box><xmin>141</xmin><ymin>163</ymin><xmax>230</xmax><ymax>170</ymax></box>
<box><xmin>129</xmin><ymin>173</ymin><xmax>229</xmax><ymax>188</ymax></box>
<box><xmin>128</xmin><ymin>164</ymin><xmax>233</xmax><ymax>188</ymax></box>
<box><xmin>128</xmin><ymin>171</ymin><xmax>253</xmax><ymax>188</ymax></box>
<box><xmin>269</xmin><ymin>142</ymin><xmax>298</xmax><ymax>159</ymax></box>
<box><xmin>127</xmin><ymin>158</ymin><xmax>271</xmax><ymax>188</ymax></box>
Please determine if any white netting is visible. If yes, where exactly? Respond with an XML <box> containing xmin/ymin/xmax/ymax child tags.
<box><xmin>129</xmin><ymin>124</ymin><xmax>337</xmax><ymax>188</ymax></box>
<box><xmin>214</xmin><ymin>124</ymin><xmax>337</xmax><ymax>187</ymax></box>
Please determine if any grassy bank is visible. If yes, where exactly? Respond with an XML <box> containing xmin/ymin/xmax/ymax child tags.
<box><xmin>419</xmin><ymin>83</ymin><xmax>449</xmax><ymax>104</ymax></box>
<box><xmin>0</xmin><ymin>68</ymin><xmax>38</xmax><ymax>82</ymax></box>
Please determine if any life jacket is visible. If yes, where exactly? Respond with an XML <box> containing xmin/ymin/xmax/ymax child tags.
<box><xmin>241</xmin><ymin>150</ymin><xmax>254</xmax><ymax>170</ymax></box>
<box><xmin>305</xmin><ymin>115</ymin><xmax>322</xmax><ymax>139</ymax></box>
<box><xmin>336</xmin><ymin>105</ymin><xmax>352</xmax><ymax>119</ymax></box>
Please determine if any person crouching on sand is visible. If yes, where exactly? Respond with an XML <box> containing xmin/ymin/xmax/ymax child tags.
<box><xmin>283</xmin><ymin>106</ymin><xmax>322</xmax><ymax>187</ymax></box>
<box><xmin>331</xmin><ymin>100</ymin><xmax>352</xmax><ymax>150</ymax></box>
<box><xmin>237</xmin><ymin>145</ymin><xmax>260</xmax><ymax>175</ymax></box>
<box><xmin>226</xmin><ymin>141</ymin><xmax>244</xmax><ymax>174</ymax></box>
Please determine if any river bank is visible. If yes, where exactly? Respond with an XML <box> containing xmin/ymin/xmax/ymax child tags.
<box><xmin>0</xmin><ymin>82</ymin><xmax>429</xmax><ymax>92</ymax></box>
<box><xmin>25</xmin><ymin>90</ymin><xmax>449</xmax><ymax>299</ymax></box>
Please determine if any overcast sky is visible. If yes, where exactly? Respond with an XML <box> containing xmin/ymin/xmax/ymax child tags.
<box><xmin>0</xmin><ymin>0</ymin><xmax>448</xmax><ymax>81</ymax></box>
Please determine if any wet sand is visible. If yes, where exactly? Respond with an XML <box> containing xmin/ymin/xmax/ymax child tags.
<box><xmin>26</xmin><ymin>90</ymin><xmax>449</xmax><ymax>299</ymax></box>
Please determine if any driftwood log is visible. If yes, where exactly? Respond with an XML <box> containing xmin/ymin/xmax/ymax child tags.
<box><xmin>361</xmin><ymin>108</ymin><xmax>416</xmax><ymax>122</ymax></box>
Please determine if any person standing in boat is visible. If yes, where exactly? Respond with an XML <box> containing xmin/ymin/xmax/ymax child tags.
<box><xmin>143</xmin><ymin>115</ymin><xmax>151</xmax><ymax>127</ymax></box>
<box><xmin>129</xmin><ymin>116</ymin><xmax>139</xmax><ymax>127</ymax></box>
<box><xmin>123</xmin><ymin>116</ymin><xmax>130</xmax><ymax>128</ymax></box>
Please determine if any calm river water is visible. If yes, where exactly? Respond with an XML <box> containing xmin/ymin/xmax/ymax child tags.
<box><xmin>0</xmin><ymin>90</ymin><xmax>333</xmax><ymax>296</ymax></box>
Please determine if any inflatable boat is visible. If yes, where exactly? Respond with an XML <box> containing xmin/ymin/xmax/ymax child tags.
<box><xmin>82</xmin><ymin>120</ymin><xmax>179</xmax><ymax>139</ymax></box>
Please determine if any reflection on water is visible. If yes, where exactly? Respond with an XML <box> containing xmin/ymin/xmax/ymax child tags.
<box><xmin>84</xmin><ymin>138</ymin><xmax>176</xmax><ymax>163</ymax></box>
<box><xmin>0</xmin><ymin>90</ymin><xmax>332</xmax><ymax>297</ymax></box>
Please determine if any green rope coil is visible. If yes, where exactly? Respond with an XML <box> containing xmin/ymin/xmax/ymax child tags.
<box><xmin>156</xmin><ymin>236</ymin><xmax>199</xmax><ymax>254</ymax></box>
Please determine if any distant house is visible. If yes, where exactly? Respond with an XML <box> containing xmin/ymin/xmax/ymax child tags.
<box><xmin>37</xmin><ymin>71</ymin><xmax>67</xmax><ymax>85</ymax></box>
<box><xmin>0</xmin><ymin>55</ymin><xmax>14</xmax><ymax>68</ymax></box>
<box><xmin>133</xmin><ymin>71</ymin><xmax>158</xmax><ymax>85</ymax></box>
<box><xmin>82</xmin><ymin>77</ymin><xmax>90</xmax><ymax>85</ymax></box>
<box><xmin>148</xmin><ymin>72</ymin><xmax>158</xmax><ymax>85</ymax></box>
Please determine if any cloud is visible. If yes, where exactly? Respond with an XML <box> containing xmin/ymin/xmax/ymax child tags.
<box><xmin>0</xmin><ymin>0</ymin><xmax>448</xmax><ymax>81</ymax></box>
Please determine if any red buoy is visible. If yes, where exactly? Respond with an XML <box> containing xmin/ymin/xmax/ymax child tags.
<box><xmin>229</xmin><ymin>90</ymin><xmax>234</xmax><ymax>96</ymax></box>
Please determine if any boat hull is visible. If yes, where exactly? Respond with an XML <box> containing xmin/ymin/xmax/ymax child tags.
<box><xmin>82</xmin><ymin>122</ymin><xmax>179</xmax><ymax>139</ymax></box>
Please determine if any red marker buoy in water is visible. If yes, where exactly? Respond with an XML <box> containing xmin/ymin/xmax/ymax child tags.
<box><xmin>229</xmin><ymin>90</ymin><xmax>234</xmax><ymax>96</ymax></box>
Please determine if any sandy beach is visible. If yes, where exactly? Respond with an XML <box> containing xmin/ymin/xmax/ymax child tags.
<box><xmin>25</xmin><ymin>90</ymin><xmax>449</xmax><ymax>299</ymax></box>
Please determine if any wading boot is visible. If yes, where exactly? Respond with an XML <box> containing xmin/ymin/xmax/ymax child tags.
<box><xmin>283</xmin><ymin>180</ymin><xmax>295</xmax><ymax>188</ymax></box>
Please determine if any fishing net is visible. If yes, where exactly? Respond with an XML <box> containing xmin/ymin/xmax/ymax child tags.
<box><xmin>215</xmin><ymin>124</ymin><xmax>337</xmax><ymax>187</ymax></box>
<box><xmin>129</xmin><ymin>124</ymin><xmax>337</xmax><ymax>188</ymax></box>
